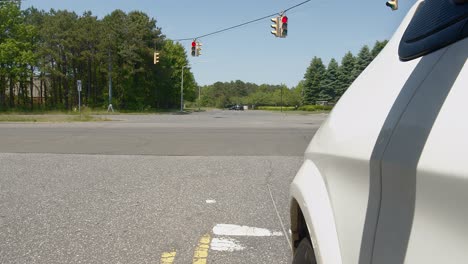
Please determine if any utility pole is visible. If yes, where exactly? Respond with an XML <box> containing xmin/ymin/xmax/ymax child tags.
<box><xmin>281</xmin><ymin>85</ymin><xmax>283</xmax><ymax>112</ymax></box>
<box><xmin>198</xmin><ymin>85</ymin><xmax>201</xmax><ymax>111</ymax></box>
<box><xmin>181</xmin><ymin>65</ymin><xmax>190</xmax><ymax>112</ymax></box>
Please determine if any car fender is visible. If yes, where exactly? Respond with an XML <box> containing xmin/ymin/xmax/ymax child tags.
<box><xmin>290</xmin><ymin>159</ymin><xmax>342</xmax><ymax>264</ymax></box>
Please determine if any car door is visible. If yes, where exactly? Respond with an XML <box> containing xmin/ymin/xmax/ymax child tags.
<box><xmin>369</xmin><ymin>1</ymin><xmax>468</xmax><ymax>263</ymax></box>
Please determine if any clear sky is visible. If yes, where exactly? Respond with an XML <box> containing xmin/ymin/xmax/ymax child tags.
<box><xmin>22</xmin><ymin>0</ymin><xmax>417</xmax><ymax>87</ymax></box>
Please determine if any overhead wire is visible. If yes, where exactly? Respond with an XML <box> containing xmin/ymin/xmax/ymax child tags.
<box><xmin>172</xmin><ymin>0</ymin><xmax>311</xmax><ymax>41</ymax></box>
<box><xmin>283</xmin><ymin>0</ymin><xmax>312</xmax><ymax>12</ymax></box>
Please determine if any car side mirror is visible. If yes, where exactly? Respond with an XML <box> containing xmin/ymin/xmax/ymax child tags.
<box><xmin>399</xmin><ymin>0</ymin><xmax>468</xmax><ymax>61</ymax></box>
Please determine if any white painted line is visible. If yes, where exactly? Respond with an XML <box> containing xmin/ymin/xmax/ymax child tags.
<box><xmin>210</xmin><ymin>238</ymin><xmax>245</xmax><ymax>252</ymax></box>
<box><xmin>206</xmin><ymin>200</ymin><xmax>216</xmax><ymax>204</ymax></box>
<box><xmin>213</xmin><ymin>224</ymin><xmax>283</xmax><ymax>237</ymax></box>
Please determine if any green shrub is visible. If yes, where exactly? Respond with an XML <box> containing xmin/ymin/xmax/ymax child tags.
<box><xmin>257</xmin><ymin>106</ymin><xmax>296</xmax><ymax>111</ymax></box>
<box><xmin>298</xmin><ymin>105</ymin><xmax>333</xmax><ymax>111</ymax></box>
<box><xmin>256</xmin><ymin>105</ymin><xmax>333</xmax><ymax>111</ymax></box>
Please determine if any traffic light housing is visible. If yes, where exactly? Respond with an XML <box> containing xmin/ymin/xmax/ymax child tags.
<box><xmin>191</xmin><ymin>41</ymin><xmax>197</xmax><ymax>57</ymax></box>
<box><xmin>196</xmin><ymin>41</ymin><xmax>202</xmax><ymax>56</ymax></box>
<box><xmin>271</xmin><ymin>16</ymin><xmax>280</xmax><ymax>37</ymax></box>
<box><xmin>280</xmin><ymin>16</ymin><xmax>288</xmax><ymax>38</ymax></box>
<box><xmin>386</xmin><ymin>0</ymin><xmax>398</xmax><ymax>10</ymax></box>
<box><xmin>154</xmin><ymin>52</ymin><xmax>160</xmax><ymax>64</ymax></box>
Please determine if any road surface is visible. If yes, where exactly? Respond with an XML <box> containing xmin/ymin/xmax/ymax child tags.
<box><xmin>0</xmin><ymin>110</ymin><xmax>326</xmax><ymax>264</ymax></box>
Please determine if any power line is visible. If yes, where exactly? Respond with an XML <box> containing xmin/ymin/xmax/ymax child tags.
<box><xmin>172</xmin><ymin>0</ymin><xmax>311</xmax><ymax>41</ymax></box>
<box><xmin>284</xmin><ymin>0</ymin><xmax>312</xmax><ymax>12</ymax></box>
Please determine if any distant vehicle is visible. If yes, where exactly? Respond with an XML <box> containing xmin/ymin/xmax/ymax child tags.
<box><xmin>228</xmin><ymin>105</ymin><xmax>244</xmax><ymax>111</ymax></box>
<box><xmin>290</xmin><ymin>1</ymin><xmax>468</xmax><ymax>263</ymax></box>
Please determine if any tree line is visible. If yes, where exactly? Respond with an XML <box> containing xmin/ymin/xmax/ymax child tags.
<box><xmin>1</xmin><ymin>0</ymin><xmax>388</xmax><ymax>112</ymax></box>
<box><xmin>199</xmin><ymin>40</ymin><xmax>387</xmax><ymax>108</ymax></box>
<box><xmin>0</xmin><ymin>0</ymin><xmax>196</xmax><ymax>111</ymax></box>
<box><xmin>200</xmin><ymin>81</ymin><xmax>301</xmax><ymax>108</ymax></box>
<box><xmin>302</xmin><ymin>40</ymin><xmax>387</xmax><ymax>104</ymax></box>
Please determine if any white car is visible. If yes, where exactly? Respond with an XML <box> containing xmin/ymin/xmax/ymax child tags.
<box><xmin>290</xmin><ymin>1</ymin><xmax>468</xmax><ymax>263</ymax></box>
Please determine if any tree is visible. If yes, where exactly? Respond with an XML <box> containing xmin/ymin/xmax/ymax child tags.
<box><xmin>351</xmin><ymin>45</ymin><xmax>372</xmax><ymax>80</ymax></box>
<box><xmin>303</xmin><ymin>57</ymin><xmax>326</xmax><ymax>104</ymax></box>
<box><xmin>291</xmin><ymin>81</ymin><xmax>304</xmax><ymax>106</ymax></box>
<box><xmin>2</xmin><ymin>5</ymin><xmax>196</xmax><ymax>111</ymax></box>
<box><xmin>319</xmin><ymin>58</ymin><xmax>340</xmax><ymax>102</ymax></box>
<box><xmin>371</xmin><ymin>40</ymin><xmax>388</xmax><ymax>58</ymax></box>
<box><xmin>337</xmin><ymin>51</ymin><xmax>355</xmax><ymax>99</ymax></box>
<box><xmin>0</xmin><ymin>0</ymin><xmax>36</xmax><ymax>110</ymax></box>
<box><xmin>270</xmin><ymin>85</ymin><xmax>290</xmax><ymax>106</ymax></box>
<box><xmin>157</xmin><ymin>40</ymin><xmax>195</xmax><ymax>109</ymax></box>
<box><xmin>74</xmin><ymin>11</ymin><xmax>101</xmax><ymax>106</ymax></box>
<box><xmin>38</xmin><ymin>9</ymin><xmax>80</xmax><ymax>110</ymax></box>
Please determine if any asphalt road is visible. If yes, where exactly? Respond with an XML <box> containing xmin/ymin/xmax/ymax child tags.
<box><xmin>0</xmin><ymin>110</ymin><xmax>324</xmax><ymax>156</ymax></box>
<box><xmin>0</xmin><ymin>110</ymin><xmax>325</xmax><ymax>264</ymax></box>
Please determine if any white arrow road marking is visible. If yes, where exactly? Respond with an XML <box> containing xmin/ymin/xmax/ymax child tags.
<box><xmin>210</xmin><ymin>238</ymin><xmax>245</xmax><ymax>252</ymax></box>
<box><xmin>212</xmin><ymin>224</ymin><xmax>284</xmax><ymax>237</ymax></box>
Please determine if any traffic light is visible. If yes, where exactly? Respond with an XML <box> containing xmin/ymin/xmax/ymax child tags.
<box><xmin>154</xmin><ymin>52</ymin><xmax>160</xmax><ymax>64</ymax></box>
<box><xmin>271</xmin><ymin>16</ymin><xmax>280</xmax><ymax>37</ymax></box>
<box><xmin>196</xmin><ymin>41</ymin><xmax>202</xmax><ymax>56</ymax></box>
<box><xmin>386</xmin><ymin>0</ymin><xmax>398</xmax><ymax>10</ymax></box>
<box><xmin>280</xmin><ymin>16</ymin><xmax>288</xmax><ymax>38</ymax></box>
<box><xmin>191</xmin><ymin>41</ymin><xmax>197</xmax><ymax>57</ymax></box>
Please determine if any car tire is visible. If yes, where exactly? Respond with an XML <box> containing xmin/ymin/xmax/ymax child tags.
<box><xmin>292</xmin><ymin>238</ymin><xmax>316</xmax><ymax>264</ymax></box>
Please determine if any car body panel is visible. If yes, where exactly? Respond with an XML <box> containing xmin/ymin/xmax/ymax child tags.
<box><xmin>290</xmin><ymin>160</ymin><xmax>342</xmax><ymax>264</ymax></box>
<box><xmin>295</xmin><ymin>2</ymin><xmax>423</xmax><ymax>263</ymax></box>
<box><xmin>290</xmin><ymin>1</ymin><xmax>468</xmax><ymax>263</ymax></box>
<box><xmin>372</xmin><ymin>37</ymin><xmax>468</xmax><ymax>263</ymax></box>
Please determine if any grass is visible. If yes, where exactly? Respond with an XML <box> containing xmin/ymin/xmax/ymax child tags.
<box><xmin>256</xmin><ymin>105</ymin><xmax>333</xmax><ymax>112</ymax></box>
<box><xmin>257</xmin><ymin>106</ymin><xmax>297</xmax><ymax>111</ymax></box>
<box><xmin>0</xmin><ymin>106</ymin><xmax>217</xmax><ymax>122</ymax></box>
<box><xmin>83</xmin><ymin>108</ymin><xmax>217</xmax><ymax>115</ymax></box>
<box><xmin>298</xmin><ymin>105</ymin><xmax>334</xmax><ymax>111</ymax></box>
<box><xmin>0</xmin><ymin>114</ymin><xmax>112</xmax><ymax>123</ymax></box>
<box><xmin>0</xmin><ymin>106</ymin><xmax>194</xmax><ymax>115</ymax></box>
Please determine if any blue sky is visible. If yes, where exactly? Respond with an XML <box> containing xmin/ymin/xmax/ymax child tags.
<box><xmin>22</xmin><ymin>0</ymin><xmax>416</xmax><ymax>87</ymax></box>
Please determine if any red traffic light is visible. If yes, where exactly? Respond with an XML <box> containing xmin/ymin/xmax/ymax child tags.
<box><xmin>191</xmin><ymin>41</ymin><xmax>196</xmax><ymax>47</ymax></box>
<box><xmin>282</xmin><ymin>16</ymin><xmax>288</xmax><ymax>23</ymax></box>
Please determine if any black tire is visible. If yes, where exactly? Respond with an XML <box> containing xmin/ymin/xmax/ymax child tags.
<box><xmin>292</xmin><ymin>238</ymin><xmax>316</xmax><ymax>264</ymax></box>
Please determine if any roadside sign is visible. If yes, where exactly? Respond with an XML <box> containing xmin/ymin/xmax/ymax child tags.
<box><xmin>77</xmin><ymin>80</ymin><xmax>82</xmax><ymax>92</ymax></box>
<box><xmin>77</xmin><ymin>80</ymin><xmax>82</xmax><ymax>118</ymax></box>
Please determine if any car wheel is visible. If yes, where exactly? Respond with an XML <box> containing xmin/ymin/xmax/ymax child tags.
<box><xmin>292</xmin><ymin>238</ymin><xmax>316</xmax><ymax>264</ymax></box>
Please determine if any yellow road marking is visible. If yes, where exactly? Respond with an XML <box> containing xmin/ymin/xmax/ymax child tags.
<box><xmin>160</xmin><ymin>251</ymin><xmax>176</xmax><ymax>264</ymax></box>
<box><xmin>193</xmin><ymin>233</ymin><xmax>211</xmax><ymax>264</ymax></box>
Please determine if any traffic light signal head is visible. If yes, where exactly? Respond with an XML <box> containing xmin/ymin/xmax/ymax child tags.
<box><xmin>154</xmin><ymin>52</ymin><xmax>160</xmax><ymax>64</ymax></box>
<box><xmin>196</xmin><ymin>42</ymin><xmax>202</xmax><ymax>56</ymax></box>
<box><xmin>280</xmin><ymin>16</ymin><xmax>288</xmax><ymax>38</ymax></box>
<box><xmin>386</xmin><ymin>0</ymin><xmax>398</xmax><ymax>11</ymax></box>
<box><xmin>191</xmin><ymin>41</ymin><xmax>197</xmax><ymax>57</ymax></box>
<box><xmin>271</xmin><ymin>16</ymin><xmax>280</xmax><ymax>37</ymax></box>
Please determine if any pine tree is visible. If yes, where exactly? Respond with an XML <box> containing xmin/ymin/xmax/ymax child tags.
<box><xmin>371</xmin><ymin>40</ymin><xmax>388</xmax><ymax>59</ymax></box>
<box><xmin>320</xmin><ymin>58</ymin><xmax>340</xmax><ymax>102</ymax></box>
<box><xmin>303</xmin><ymin>57</ymin><xmax>325</xmax><ymax>105</ymax></box>
<box><xmin>351</xmin><ymin>45</ymin><xmax>372</xmax><ymax>81</ymax></box>
<box><xmin>337</xmin><ymin>51</ymin><xmax>355</xmax><ymax>98</ymax></box>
